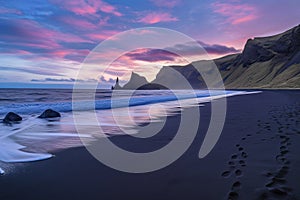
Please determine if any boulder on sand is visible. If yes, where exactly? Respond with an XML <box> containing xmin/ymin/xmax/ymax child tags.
<box><xmin>3</xmin><ymin>112</ymin><xmax>22</xmax><ymax>123</ymax></box>
<box><xmin>38</xmin><ymin>109</ymin><xmax>61</xmax><ymax>119</ymax></box>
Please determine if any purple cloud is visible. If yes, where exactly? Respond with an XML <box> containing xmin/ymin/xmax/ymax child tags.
<box><xmin>0</xmin><ymin>66</ymin><xmax>63</xmax><ymax>76</ymax></box>
<box><xmin>137</xmin><ymin>12</ymin><xmax>178</xmax><ymax>24</ymax></box>
<box><xmin>125</xmin><ymin>49</ymin><xmax>178</xmax><ymax>62</ymax></box>
<box><xmin>50</xmin><ymin>0</ymin><xmax>122</xmax><ymax>16</ymax></box>
<box><xmin>166</xmin><ymin>41</ymin><xmax>240</xmax><ymax>56</ymax></box>
<box><xmin>125</xmin><ymin>42</ymin><xmax>239</xmax><ymax>63</ymax></box>
<box><xmin>31</xmin><ymin>78</ymin><xmax>97</xmax><ymax>82</ymax></box>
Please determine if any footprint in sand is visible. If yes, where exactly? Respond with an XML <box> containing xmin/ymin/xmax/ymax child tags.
<box><xmin>279</xmin><ymin>145</ymin><xmax>286</xmax><ymax>150</ymax></box>
<box><xmin>280</xmin><ymin>150</ymin><xmax>289</xmax><ymax>155</ymax></box>
<box><xmin>255</xmin><ymin>104</ymin><xmax>300</xmax><ymax>199</ymax></box>
<box><xmin>268</xmin><ymin>188</ymin><xmax>288</xmax><ymax>198</ymax></box>
<box><xmin>238</xmin><ymin>160</ymin><xmax>246</xmax><ymax>167</ymax></box>
<box><xmin>228</xmin><ymin>161</ymin><xmax>235</xmax><ymax>166</ymax></box>
<box><xmin>275</xmin><ymin>166</ymin><xmax>289</xmax><ymax>178</ymax></box>
<box><xmin>235</xmin><ymin>169</ymin><xmax>242</xmax><ymax>177</ymax></box>
<box><xmin>221</xmin><ymin>171</ymin><xmax>231</xmax><ymax>178</ymax></box>
<box><xmin>231</xmin><ymin>181</ymin><xmax>241</xmax><ymax>190</ymax></box>
<box><xmin>241</xmin><ymin>152</ymin><xmax>248</xmax><ymax>158</ymax></box>
<box><xmin>275</xmin><ymin>155</ymin><xmax>286</xmax><ymax>164</ymax></box>
<box><xmin>227</xmin><ymin>191</ymin><xmax>239</xmax><ymax>200</ymax></box>
<box><xmin>222</xmin><ymin>143</ymin><xmax>248</xmax><ymax>199</ymax></box>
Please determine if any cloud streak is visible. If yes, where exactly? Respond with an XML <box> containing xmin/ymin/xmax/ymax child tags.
<box><xmin>0</xmin><ymin>66</ymin><xmax>63</xmax><ymax>76</ymax></box>
<box><xmin>211</xmin><ymin>1</ymin><xmax>258</xmax><ymax>25</ymax></box>
<box><xmin>149</xmin><ymin>0</ymin><xmax>181</xmax><ymax>8</ymax></box>
<box><xmin>50</xmin><ymin>0</ymin><xmax>122</xmax><ymax>16</ymax></box>
<box><xmin>137</xmin><ymin>12</ymin><xmax>178</xmax><ymax>24</ymax></box>
<box><xmin>31</xmin><ymin>78</ymin><xmax>97</xmax><ymax>82</ymax></box>
<box><xmin>125</xmin><ymin>42</ymin><xmax>239</xmax><ymax>63</ymax></box>
<box><xmin>125</xmin><ymin>49</ymin><xmax>178</xmax><ymax>62</ymax></box>
<box><xmin>0</xmin><ymin>18</ymin><xmax>90</xmax><ymax>49</ymax></box>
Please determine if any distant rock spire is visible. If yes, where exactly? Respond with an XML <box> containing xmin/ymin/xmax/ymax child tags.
<box><xmin>112</xmin><ymin>77</ymin><xmax>122</xmax><ymax>90</ymax></box>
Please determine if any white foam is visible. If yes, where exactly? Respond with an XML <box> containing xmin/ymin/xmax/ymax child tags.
<box><xmin>0</xmin><ymin>167</ymin><xmax>4</xmax><ymax>175</ymax></box>
<box><xmin>0</xmin><ymin>116</ymin><xmax>37</xmax><ymax>139</ymax></box>
<box><xmin>19</xmin><ymin>132</ymin><xmax>93</xmax><ymax>138</ymax></box>
<box><xmin>0</xmin><ymin>137</ymin><xmax>53</xmax><ymax>163</ymax></box>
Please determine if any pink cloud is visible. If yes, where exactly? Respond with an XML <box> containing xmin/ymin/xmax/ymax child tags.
<box><xmin>92</xmin><ymin>0</ymin><xmax>122</xmax><ymax>17</ymax></box>
<box><xmin>150</xmin><ymin>0</ymin><xmax>181</xmax><ymax>8</ymax></box>
<box><xmin>56</xmin><ymin>15</ymin><xmax>110</xmax><ymax>32</ymax></box>
<box><xmin>46</xmin><ymin>49</ymin><xmax>90</xmax><ymax>61</ymax></box>
<box><xmin>51</xmin><ymin>0</ymin><xmax>122</xmax><ymax>16</ymax></box>
<box><xmin>212</xmin><ymin>1</ymin><xmax>258</xmax><ymax>25</ymax></box>
<box><xmin>125</xmin><ymin>49</ymin><xmax>178</xmax><ymax>62</ymax></box>
<box><xmin>137</xmin><ymin>12</ymin><xmax>178</xmax><ymax>24</ymax></box>
<box><xmin>86</xmin><ymin>30</ymin><xmax>120</xmax><ymax>41</ymax></box>
<box><xmin>48</xmin><ymin>50</ymin><xmax>70</xmax><ymax>58</ymax></box>
<box><xmin>232</xmin><ymin>15</ymin><xmax>257</xmax><ymax>25</ymax></box>
<box><xmin>58</xmin><ymin>16</ymin><xmax>97</xmax><ymax>30</ymax></box>
<box><xmin>17</xmin><ymin>19</ymin><xmax>90</xmax><ymax>45</ymax></box>
<box><xmin>1</xmin><ymin>19</ymin><xmax>60</xmax><ymax>49</ymax></box>
<box><xmin>0</xmin><ymin>18</ymin><xmax>93</xmax><ymax>62</ymax></box>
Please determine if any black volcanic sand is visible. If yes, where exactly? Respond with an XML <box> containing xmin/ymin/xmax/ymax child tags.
<box><xmin>0</xmin><ymin>90</ymin><xmax>300</xmax><ymax>200</ymax></box>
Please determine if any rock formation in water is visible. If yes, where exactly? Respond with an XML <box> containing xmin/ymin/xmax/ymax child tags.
<box><xmin>112</xmin><ymin>72</ymin><xmax>167</xmax><ymax>90</ymax></box>
<box><xmin>38</xmin><ymin>109</ymin><xmax>61</xmax><ymax>118</ymax></box>
<box><xmin>3</xmin><ymin>112</ymin><xmax>22</xmax><ymax>123</ymax></box>
<box><xmin>111</xmin><ymin>77</ymin><xmax>122</xmax><ymax>90</ymax></box>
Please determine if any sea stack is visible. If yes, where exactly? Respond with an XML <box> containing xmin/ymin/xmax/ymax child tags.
<box><xmin>112</xmin><ymin>72</ymin><xmax>167</xmax><ymax>90</ymax></box>
<box><xmin>112</xmin><ymin>77</ymin><xmax>122</xmax><ymax>90</ymax></box>
<box><xmin>38</xmin><ymin>109</ymin><xmax>61</xmax><ymax>118</ymax></box>
<box><xmin>3</xmin><ymin>112</ymin><xmax>22</xmax><ymax>123</ymax></box>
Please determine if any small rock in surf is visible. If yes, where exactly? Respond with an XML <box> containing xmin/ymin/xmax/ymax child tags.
<box><xmin>0</xmin><ymin>168</ymin><xmax>5</xmax><ymax>175</ymax></box>
<box><xmin>38</xmin><ymin>109</ymin><xmax>61</xmax><ymax>118</ymax></box>
<box><xmin>3</xmin><ymin>112</ymin><xmax>22</xmax><ymax>123</ymax></box>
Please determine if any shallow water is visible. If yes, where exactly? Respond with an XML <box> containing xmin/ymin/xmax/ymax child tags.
<box><xmin>0</xmin><ymin>89</ymin><xmax>259</xmax><ymax>174</ymax></box>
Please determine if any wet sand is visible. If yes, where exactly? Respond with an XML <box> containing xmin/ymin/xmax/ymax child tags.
<box><xmin>0</xmin><ymin>90</ymin><xmax>299</xmax><ymax>200</ymax></box>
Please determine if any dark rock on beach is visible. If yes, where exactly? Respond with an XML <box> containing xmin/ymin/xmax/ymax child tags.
<box><xmin>38</xmin><ymin>109</ymin><xmax>61</xmax><ymax>118</ymax></box>
<box><xmin>3</xmin><ymin>112</ymin><xmax>22</xmax><ymax>123</ymax></box>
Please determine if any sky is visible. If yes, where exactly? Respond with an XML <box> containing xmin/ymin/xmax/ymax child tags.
<box><xmin>0</xmin><ymin>0</ymin><xmax>299</xmax><ymax>88</ymax></box>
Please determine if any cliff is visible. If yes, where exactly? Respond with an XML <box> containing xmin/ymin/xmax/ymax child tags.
<box><xmin>113</xmin><ymin>25</ymin><xmax>300</xmax><ymax>89</ymax></box>
<box><xmin>154</xmin><ymin>24</ymin><xmax>300</xmax><ymax>89</ymax></box>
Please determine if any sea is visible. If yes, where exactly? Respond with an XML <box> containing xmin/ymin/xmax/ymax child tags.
<box><xmin>0</xmin><ymin>89</ymin><xmax>257</xmax><ymax>174</ymax></box>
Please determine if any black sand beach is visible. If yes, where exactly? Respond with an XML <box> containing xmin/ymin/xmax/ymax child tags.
<box><xmin>1</xmin><ymin>90</ymin><xmax>300</xmax><ymax>200</ymax></box>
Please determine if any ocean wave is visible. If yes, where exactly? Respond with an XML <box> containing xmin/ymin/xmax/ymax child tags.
<box><xmin>0</xmin><ymin>90</ymin><xmax>261</xmax><ymax>174</ymax></box>
<box><xmin>0</xmin><ymin>90</ymin><xmax>244</xmax><ymax>116</ymax></box>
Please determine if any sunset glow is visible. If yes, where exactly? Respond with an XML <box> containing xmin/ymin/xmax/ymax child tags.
<box><xmin>0</xmin><ymin>0</ymin><xmax>299</xmax><ymax>88</ymax></box>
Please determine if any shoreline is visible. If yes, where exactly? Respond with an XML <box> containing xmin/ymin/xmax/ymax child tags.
<box><xmin>0</xmin><ymin>90</ymin><xmax>299</xmax><ymax>199</ymax></box>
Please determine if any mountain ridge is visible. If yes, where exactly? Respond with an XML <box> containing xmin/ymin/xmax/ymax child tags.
<box><xmin>113</xmin><ymin>25</ymin><xmax>300</xmax><ymax>89</ymax></box>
